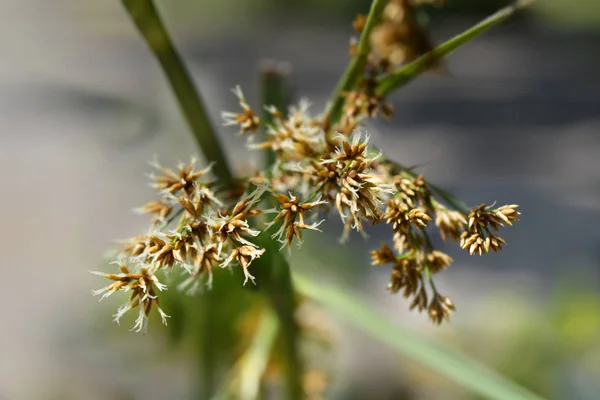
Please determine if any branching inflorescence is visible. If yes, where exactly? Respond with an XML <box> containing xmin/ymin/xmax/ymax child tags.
<box><xmin>93</xmin><ymin>0</ymin><xmax>520</xmax><ymax>332</ymax></box>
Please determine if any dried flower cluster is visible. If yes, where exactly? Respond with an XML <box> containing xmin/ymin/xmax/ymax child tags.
<box><xmin>342</xmin><ymin>0</ymin><xmax>445</xmax><ymax>133</ymax></box>
<box><xmin>92</xmin><ymin>1</ymin><xmax>520</xmax><ymax>330</ymax></box>
<box><xmin>370</xmin><ymin>0</ymin><xmax>442</xmax><ymax>67</ymax></box>
<box><xmin>92</xmin><ymin>82</ymin><xmax>519</xmax><ymax>329</ymax></box>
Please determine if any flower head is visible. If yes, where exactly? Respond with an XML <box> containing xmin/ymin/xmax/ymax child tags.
<box><xmin>428</xmin><ymin>294</ymin><xmax>455</xmax><ymax>325</ymax></box>
<box><xmin>266</xmin><ymin>192</ymin><xmax>326</xmax><ymax>248</ymax></box>
<box><xmin>221</xmin><ymin>86</ymin><xmax>261</xmax><ymax>136</ymax></box>
<box><xmin>221</xmin><ymin>245</ymin><xmax>265</xmax><ymax>285</ymax></box>
<box><xmin>91</xmin><ymin>263</ymin><xmax>169</xmax><ymax>332</ymax></box>
<box><xmin>149</xmin><ymin>158</ymin><xmax>213</xmax><ymax>196</ymax></box>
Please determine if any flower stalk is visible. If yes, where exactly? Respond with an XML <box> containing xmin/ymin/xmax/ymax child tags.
<box><xmin>375</xmin><ymin>0</ymin><xmax>536</xmax><ymax>97</ymax></box>
<box><xmin>256</xmin><ymin>64</ymin><xmax>304</xmax><ymax>400</ymax></box>
<box><xmin>122</xmin><ymin>0</ymin><xmax>234</xmax><ymax>187</ymax></box>
<box><xmin>324</xmin><ymin>0</ymin><xmax>388</xmax><ymax>131</ymax></box>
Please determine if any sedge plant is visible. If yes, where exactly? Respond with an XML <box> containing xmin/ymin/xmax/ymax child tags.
<box><xmin>90</xmin><ymin>1</ymin><xmax>541</xmax><ymax>399</ymax></box>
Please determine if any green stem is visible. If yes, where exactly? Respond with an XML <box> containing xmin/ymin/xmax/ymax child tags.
<box><xmin>197</xmin><ymin>291</ymin><xmax>218</xmax><ymax>399</ymax></box>
<box><xmin>122</xmin><ymin>0</ymin><xmax>234</xmax><ymax>186</ymax></box>
<box><xmin>428</xmin><ymin>182</ymin><xmax>470</xmax><ymax>215</ymax></box>
<box><xmin>260</xmin><ymin>62</ymin><xmax>290</xmax><ymax>171</ymax></box>
<box><xmin>375</xmin><ymin>0</ymin><xmax>536</xmax><ymax>97</ymax></box>
<box><xmin>256</xmin><ymin>66</ymin><xmax>304</xmax><ymax>400</ymax></box>
<box><xmin>324</xmin><ymin>0</ymin><xmax>388</xmax><ymax>130</ymax></box>
<box><xmin>303</xmin><ymin>182</ymin><xmax>327</xmax><ymax>204</ymax></box>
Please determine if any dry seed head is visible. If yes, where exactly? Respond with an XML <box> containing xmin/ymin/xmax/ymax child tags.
<box><xmin>385</xmin><ymin>199</ymin><xmax>431</xmax><ymax>234</ymax></box>
<box><xmin>144</xmin><ymin>233</ymin><xmax>178</xmax><ymax>269</ymax></box>
<box><xmin>435</xmin><ymin>208</ymin><xmax>466</xmax><ymax>242</ymax></box>
<box><xmin>460</xmin><ymin>231</ymin><xmax>484</xmax><ymax>256</ymax></box>
<box><xmin>320</xmin><ymin>134</ymin><xmax>392</xmax><ymax>237</ymax></box>
<box><xmin>393</xmin><ymin>174</ymin><xmax>431</xmax><ymax>209</ymax></box>
<box><xmin>120</xmin><ymin>236</ymin><xmax>149</xmax><ymax>258</ymax></box>
<box><xmin>91</xmin><ymin>264</ymin><xmax>169</xmax><ymax>332</ymax></box>
<box><xmin>428</xmin><ymin>294</ymin><xmax>455</xmax><ymax>325</ymax></box>
<box><xmin>409</xmin><ymin>286</ymin><xmax>428</xmax><ymax>312</ymax></box>
<box><xmin>221</xmin><ymin>86</ymin><xmax>260</xmax><ymax>136</ymax></box>
<box><xmin>342</xmin><ymin>90</ymin><xmax>391</xmax><ymax>122</ymax></box>
<box><xmin>177</xmin><ymin>243</ymin><xmax>222</xmax><ymax>294</ymax></box>
<box><xmin>370</xmin><ymin>242</ymin><xmax>396</xmax><ymax>266</ymax></box>
<box><xmin>370</xmin><ymin>0</ymin><xmax>441</xmax><ymax>68</ymax></box>
<box><xmin>388</xmin><ymin>258</ymin><xmax>421</xmax><ymax>296</ymax></box>
<box><xmin>149</xmin><ymin>158</ymin><xmax>213</xmax><ymax>197</ymax></box>
<box><xmin>220</xmin><ymin>245</ymin><xmax>265</xmax><ymax>285</ymax></box>
<box><xmin>383</xmin><ymin>0</ymin><xmax>407</xmax><ymax>22</ymax></box>
<box><xmin>135</xmin><ymin>201</ymin><xmax>172</xmax><ymax>225</ymax></box>
<box><xmin>352</xmin><ymin>14</ymin><xmax>367</xmax><ymax>34</ymax></box>
<box><xmin>267</xmin><ymin>192</ymin><xmax>327</xmax><ymax>248</ymax></box>
<box><xmin>494</xmin><ymin>204</ymin><xmax>520</xmax><ymax>226</ymax></box>
<box><xmin>425</xmin><ymin>250</ymin><xmax>453</xmax><ymax>273</ymax></box>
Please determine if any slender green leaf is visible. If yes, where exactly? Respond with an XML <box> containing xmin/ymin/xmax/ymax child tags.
<box><xmin>293</xmin><ymin>273</ymin><xmax>546</xmax><ymax>400</ymax></box>
<box><xmin>211</xmin><ymin>309</ymin><xmax>279</xmax><ymax>400</ymax></box>
<box><xmin>376</xmin><ymin>0</ymin><xmax>536</xmax><ymax>97</ymax></box>
<box><xmin>237</xmin><ymin>310</ymin><xmax>279</xmax><ymax>400</ymax></box>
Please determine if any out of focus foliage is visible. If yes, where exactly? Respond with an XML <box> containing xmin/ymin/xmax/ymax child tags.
<box><xmin>399</xmin><ymin>286</ymin><xmax>600</xmax><ymax>400</ymax></box>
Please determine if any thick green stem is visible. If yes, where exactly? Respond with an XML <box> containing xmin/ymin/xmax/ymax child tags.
<box><xmin>324</xmin><ymin>0</ymin><xmax>388</xmax><ymax>130</ymax></box>
<box><xmin>256</xmin><ymin>65</ymin><xmax>304</xmax><ymax>400</ymax></box>
<box><xmin>196</xmin><ymin>290</ymin><xmax>218</xmax><ymax>399</ymax></box>
<box><xmin>375</xmin><ymin>0</ymin><xmax>535</xmax><ymax>97</ymax></box>
<box><xmin>260</xmin><ymin>62</ymin><xmax>290</xmax><ymax>170</ymax></box>
<box><xmin>122</xmin><ymin>0</ymin><xmax>234</xmax><ymax>186</ymax></box>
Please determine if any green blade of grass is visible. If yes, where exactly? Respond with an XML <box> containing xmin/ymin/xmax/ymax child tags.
<box><xmin>376</xmin><ymin>0</ymin><xmax>536</xmax><ymax>97</ymax></box>
<box><xmin>293</xmin><ymin>273</ymin><xmax>546</xmax><ymax>400</ymax></box>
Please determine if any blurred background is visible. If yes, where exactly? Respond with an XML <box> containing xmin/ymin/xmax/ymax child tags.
<box><xmin>2</xmin><ymin>0</ymin><xmax>600</xmax><ymax>399</ymax></box>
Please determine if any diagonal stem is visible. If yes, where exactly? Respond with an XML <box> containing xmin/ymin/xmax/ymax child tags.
<box><xmin>323</xmin><ymin>0</ymin><xmax>388</xmax><ymax>131</ymax></box>
<box><xmin>122</xmin><ymin>0</ymin><xmax>234</xmax><ymax>187</ymax></box>
<box><xmin>375</xmin><ymin>0</ymin><xmax>536</xmax><ymax>97</ymax></box>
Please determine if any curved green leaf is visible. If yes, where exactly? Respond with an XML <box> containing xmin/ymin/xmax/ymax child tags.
<box><xmin>293</xmin><ymin>273</ymin><xmax>546</xmax><ymax>400</ymax></box>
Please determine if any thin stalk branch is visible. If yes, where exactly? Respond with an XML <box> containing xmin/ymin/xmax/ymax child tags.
<box><xmin>122</xmin><ymin>0</ymin><xmax>234</xmax><ymax>187</ymax></box>
<box><xmin>375</xmin><ymin>0</ymin><xmax>536</xmax><ymax>97</ymax></box>
<box><xmin>324</xmin><ymin>0</ymin><xmax>388</xmax><ymax>130</ymax></box>
<box><xmin>260</xmin><ymin>62</ymin><xmax>290</xmax><ymax>171</ymax></box>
